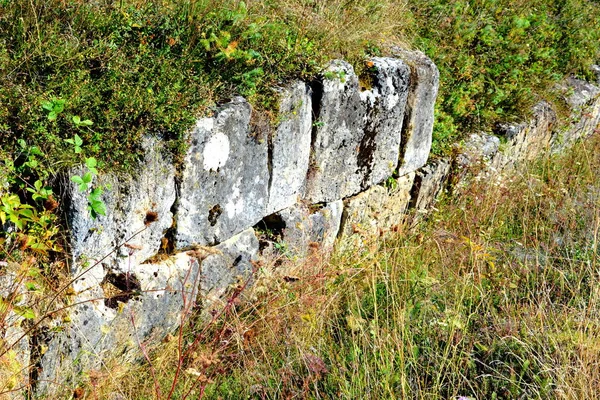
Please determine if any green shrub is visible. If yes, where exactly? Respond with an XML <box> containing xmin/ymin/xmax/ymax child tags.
<box><xmin>410</xmin><ymin>0</ymin><xmax>600</xmax><ymax>155</ymax></box>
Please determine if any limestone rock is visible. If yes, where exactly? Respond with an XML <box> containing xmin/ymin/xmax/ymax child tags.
<box><xmin>176</xmin><ymin>98</ymin><xmax>269</xmax><ymax>248</ymax></box>
<box><xmin>199</xmin><ymin>228</ymin><xmax>259</xmax><ymax>306</ymax></box>
<box><xmin>340</xmin><ymin>173</ymin><xmax>415</xmax><ymax>238</ymax></box>
<box><xmin>552</xmin><ymin>78</ymin><xmax>600</xmax><ymax>151</ymax></box>
<box><xmin>37</xmin><ymin>252</ymin><xmax>201</xmax><ymax>396</ymax></box>
<box><xmin>261</xmin><ymin>201</ymin><xmax>343</xmax><ymax>259</ymax></box>
<box><xmin>67</xmin><ymin>137</ymin><xmax>176</xmax><ymax>273</ymax></box>
<box><xmin>266</xmin><ymin>82</ymin><xmax>312</xmax><ymax>214</ymax></box>
<box><xmin>394</xmin><ymin>49</ymin><xmax>440</xmax><ymax>176</ymax></box>
<box><xmin>305</xmin><ymin>58</ymin><xmax>410</xmax><ymax>203</ymax></box>
<box><xmin>410</xmin><ymin>158</ymin><xmax>451</xmax><ymax>214</ymax></box>
<box><xmin>492</xmin><ymin>101</ymin><xmax>557</xmax><ymax>171</ymax></box>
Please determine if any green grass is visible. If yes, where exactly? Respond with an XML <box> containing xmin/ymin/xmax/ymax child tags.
<box><xmin>80</xmin><ymin>135</ymin><xmax>600</xmax><ymax>399</ymax></box>
<box><xmin>0</xmin><ymin>0</ymin><xmax>409</xmax><ymax>171</ymax></box>
<box><xmin>411</xmin><ymin>0</ymin><xmax>600</xmax><ymax>155</ymax></box>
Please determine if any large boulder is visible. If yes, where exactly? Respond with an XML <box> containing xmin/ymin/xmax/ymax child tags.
<box><xmin>266</xmin><ymin>82</ymin><xmax>313</xmax><ymax>215</ymax></box>
<box><xmin>176</xmin><ymin>98</ymin><xmax>270</xmax><ymax>248</ymax></box>
<box><xmin>67</xmin><ymin>137</ymin><xmax>176</xmax><ymax>273</ymax></box>
<box><xmin>304</xmin><ymin>58</ymin><xmax>410</xmax><ymax>203</ymax></box>
<box><xmin>394</xmin><ymin>49</ymin><xmax>440</xmax><ymax>176</ymax></box>
<box><xmin>37</xmin><ymin>252</ymin><xmax>201</xmax><ymax>396</ymax></box>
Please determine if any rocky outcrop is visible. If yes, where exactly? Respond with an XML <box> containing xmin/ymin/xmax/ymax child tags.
<box><xmin>28</xmin><ymin>53</ymin><xmax>600</xmax><ymax>396</ymax></box>
<box><xmin>176</xmin><ymin>98</ymin><xmax>269</xmax><ymax>248</ymax></box>
<box><xmin>304</xmin><ymin>58</ymin><xmax>410</xmax><ymax>203</ymax></box>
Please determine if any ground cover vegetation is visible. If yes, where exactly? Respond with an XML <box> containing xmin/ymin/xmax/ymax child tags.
<box><xmin>80</xmin><ymin>125</ymin><xmax>600</xmax><ymax>399</ymax></box>
<box><xmin>0</xmin><ymin>0</ymin><xmax>599</xmax><ymax>397</ymax></box>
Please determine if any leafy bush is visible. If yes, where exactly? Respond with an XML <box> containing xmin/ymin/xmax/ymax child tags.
<box><xmin>0</xmin><ymin>0</ymin><xmax>408</xmax><ymax>170</ymax></box>
<box><xmin>410</xmin><ymin>0</ymin><xmax>600</xmax><ymax>155</ymax></box>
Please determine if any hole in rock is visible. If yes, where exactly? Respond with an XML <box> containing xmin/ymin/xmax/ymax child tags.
<box><xmin>254</xmin><ymin>213</ymin><xmax>287</xmax><ymax>253</ymax></box>
<box><xmin>101</xmin><ymin>272</ymin><xmax>142</xmax><ymax>309</ymax></box>
<box><xmin>208</xmin><ymin>204</ymin><xmax>222</xmax><ymax>226</ymax></box>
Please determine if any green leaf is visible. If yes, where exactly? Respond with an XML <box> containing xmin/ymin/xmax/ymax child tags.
<box><xmin>81</xmin><ymin>119</ymin><xmax>93</xmax><ymax>126</ymax></box>
<box><xmin>79</xmin><ymin>182</ymin><xmax>88</xmax><ymax>192</ymax></box>
<box><xmin>89</xmin><ymin>187</ymin><xmax>103</xmax><ymax>201</ymax></box>
<box><xmin>85</xmin><ymin>157</ymin><xmax>97</xmax><ymax>168</ymax></box>
<box><xmin>74</xmin><ymin>134</ymin><xmax>83</xmax><ymax>147</ymax></box>
<box><xmin>89</xmin><ymin>200</ymin><xmax>107</xmax><ymax>218</ymax></box>
<box><xmin>48</xmin><ymin>111</ymin><xmax>57</xmax><ymax>121</ymax></box>
<box><xmin>41</xmin><ymin>101</ymin><xmax>53</xmax><ymax>111</ymax></box>
<box><xmin>71</xmin><ymin>176</ymin><xmax>84</xmax><ymax>184</ymax></box>
<box><xmin>82</xmin><ymin>172</ymin><xmax>93</xmax><ymax>184</ymax></box>
<box><xmin>72</xmin><ymin>115</ymin><xmax>81</xmax><ymax>124</ymax></box>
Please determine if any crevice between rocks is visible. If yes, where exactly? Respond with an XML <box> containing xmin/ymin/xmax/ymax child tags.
<box><xmin>307</xmin><ymin>78</ymin><xmax>324</xmax><ymax>185</ymax></box>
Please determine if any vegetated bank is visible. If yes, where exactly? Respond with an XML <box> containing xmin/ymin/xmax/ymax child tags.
<box><xmin>82</xmin><ymin>124</ymin><xmax>600</xmax><ymax>400</ymax></box>
<box><xmin>0</xmin><ymin>0</ymin><xmax>599</xmax><ymax>398</ymax></box>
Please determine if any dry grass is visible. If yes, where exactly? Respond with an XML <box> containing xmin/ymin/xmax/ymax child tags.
<box><xmin>75</xmin><ymin>135</ymin><xmax>600</xmax><ymax>399</ymax></box>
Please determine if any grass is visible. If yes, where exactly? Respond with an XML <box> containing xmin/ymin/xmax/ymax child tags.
<box><xmin>0</xmin><ymin>0</ymin><xmax>409</xmax><ymax>171</ymax></box>
<box><xmin>1</xmin><ymin>1</ymin><xmax>600</xmax><ymax>397</ymax></box>
<box><xmin>75</xmin><ymin>135</ymin><xmax>600</xmax><ymax>398</ymax></box>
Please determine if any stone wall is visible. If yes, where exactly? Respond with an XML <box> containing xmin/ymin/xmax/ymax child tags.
<box><xmin>19</xmin><ymin>52</ymin><xmax>600</xmax><ymax>396</ymax></box>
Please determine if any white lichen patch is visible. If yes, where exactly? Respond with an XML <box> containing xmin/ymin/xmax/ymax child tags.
<box><xmin>203</xmin><ymin>132</ymin><xmax>230</xmax><ymax>171</ymax></box>
<box><xmin>225</xmin><ymin>185</ymin><xmax>245</xmax><ymax>218</ymax></box>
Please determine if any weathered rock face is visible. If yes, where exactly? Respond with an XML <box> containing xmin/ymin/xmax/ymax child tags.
<box><xmin>394</xmin><ymin>49</ymin><xmax>440</xmax><ymax>176</ymax></box>
<box><xmin>340</xmin><ymin>173</ymin><xmax>415</xmax><ymax>239</ymax></box>
<box><xmin>266</xmin><ymin>82</ymin><xmax>313</xmax><ymax>215</ymax></box>
<box><xmin>38</xmin><ymin>252</ymin><xmax>201</xmax><ymax>395</ymax></box>
<box><xmin>409</xmin><ymin>158</ymin><xmax>452</xmax><ymax>214</ymax></box>
<box><xmin>552</xmin><ymin>78</ymin><xmax>600</xmax><ymax>151</ymax></box>
<box><xmin>304</xmin><ymin>58</ymin><xmax>410</xmax><ymax>203</ymax></box>
<box><xmin>198</xmin><ymin>228</ymin><xmax>260</xmax><ymax>308</ymax></box>
<box><xmin>491</xmin><ymin>101</ymin><xmax>557</xmax><ymax>171</ymax></box>
<box><xmin>176</xmin><ymin>98</ymin><xmax>269</xmax><ymax>248</ymax></box>
<box><xmin>265</xmin><ymin>201</ymin><xmax>344</xmax><ymax>258</ymax></box>
<box><xmin>67</xmin><ymin>137</ymin><xmax>176</xmax><ymax>272</ymax></box>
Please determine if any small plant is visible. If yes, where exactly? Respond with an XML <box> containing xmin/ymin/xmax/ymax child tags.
<box><xmin>70</xmin><ymin>157</ymin><xmax>106</xmax><ymax>219</ymax></box>
<box><xmin>41</xmin><ymin>98</ymin><xmax>65</xmax><ymax>121</ymax></box>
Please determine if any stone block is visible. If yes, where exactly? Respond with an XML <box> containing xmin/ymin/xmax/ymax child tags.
<box><xmin>394</xmin><ymin>49</ymin><xmax>440</xmax><ymax>176</ymax></box>
<box><xmin>340</xmin><ymin>173</ymin><xmax>415</xmax><ymax>238</ymax></box>
<box><xmin>176</xmin><ymin>98</ymin><xmax>269</xmax><ymax>248</ymax></box>
<box><xmin>266</xmin><ymin>82</ymin><xmax>312</xmax><ymax>214</ymax></box>
<box><xmin>304</xmin><ymin>58</ymin><xmax>410</xmax><ymax>202</ymax></box>
<box><xmin>67</xmin><ymin>137</ymin><xmax>176</xmax><ymax>273</ymax></box>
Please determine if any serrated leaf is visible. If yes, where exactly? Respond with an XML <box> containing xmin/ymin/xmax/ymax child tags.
<box><xmin>90</xmin><ymin>200</ymin><xmax>106</xmax><ymax>217</ymax></box>
<box><xmin>89</xmin><ymin>187</ymin><xmax>103</xmax><ymax>200</ymax></box>
<box><xmin>71</xmin><ymin>176</ymin><xmax>84</xmax><ymax>184</ymax></box>
<box><xmin>82</xmin><ymin>172</ymin><xmax>92</xmax><ymax>184</ymax></box>
<box><xmin>85</xmin><ymin>157</ymin><xmax>97</xmax><ymax>168</ymax></box>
